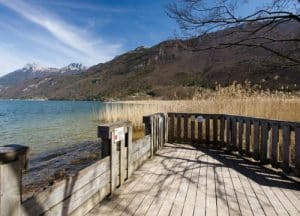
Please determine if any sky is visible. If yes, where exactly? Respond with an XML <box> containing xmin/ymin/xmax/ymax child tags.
<box><xmin>0</xmin><ymin>0</ymin><xmax>288</xmax><ymax>76</ymax></box>
<box><xmin>0</xmin><ymin>0</ymin><xmax>178</xmax><ymax>76</ymax></box>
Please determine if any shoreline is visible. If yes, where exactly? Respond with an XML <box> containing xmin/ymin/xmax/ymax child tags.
<box><xmin>22</xmin><ymin>140</ymin><xmax>103</xmax><ymax>200</ymax></box>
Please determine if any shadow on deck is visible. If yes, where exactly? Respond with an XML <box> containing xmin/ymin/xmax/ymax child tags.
<box><xmin>88</xmin><ymin>143</ymin><xmax>300</xmax><ymax>216</ymax></box>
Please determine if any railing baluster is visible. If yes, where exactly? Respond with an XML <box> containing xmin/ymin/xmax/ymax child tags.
<box><xmin>232</xmin><ymin>117</ymin><xmax>237</xmax><ymax>150</ymax></box>
<box><xmin>184</xmin><ymin>114</ymin><xmax>188</xmax><ymax>142</ymax></box>
<box><xmin>157</xmin><ymin>116</ymin><xmax>160</xmax><ymax>149</ymax></box>
<box><xmin>151</xmin><ymin>116</ymin><xmax>155</xmax><ymax>156</ymax></box>
<box><xmin>238</xmin><ymin>118</ymin><xmax>244</xmax><ymax>153</ymax></box>
<box><xmin>282</xmin><ymin>125</ymin><xmax>291</xmax><ymax>172</ymax></box>
<box><xmin>245</xmin><ymin>119</ymin><xmax>251</xmax><ymax>156</ymax></box>
<box><xmin>191</xmin><ymin>115</ymin><xmax>195</xmax><ymax>144</ymax></box>
<box><xmin>220</xmin><ymin>117</ymin><xmax>225</xmax><ymax>147</ymax></box>
<box><xmin>177</xmin><ymin>114</ymin><xmax>182</xmax><ymax>143</ymax></box>
<box><xmin>271</xmin><ymin>123</ymin><xmax>279</xmax><ymax>168</ymax></box>
<box><xmin>226</xmin><ymin>117</ymin><xmax>231</xmax><ymax>149</ymax></box>
<box><xmin>295</xmin><ymin>127</ymin><xmax>300</xmax><ymax>176</ymax></box>
<box><xmin>213</xmin><ymin>116</ymin><xmax>218</xmax><ymax>144</ymax></box>
<box><xmin>169</xmin><ymin>114</ymin><xmax>174</xmax><ymax>143</ymax></box>
<box><xmin>253</xmin><ymin>121</ymin><xmax>260</xmax><ymax>160</ymax></box>
<box><xmin>260</xmin><ymin>122</ymin><xmax>269</xmax><ymax>164</ymax></box>
<box><xmin>198</xmin><ymin>118</ymin><xmax>203</xmax><ymax>144</ymax></box>
<box><xmin>166</xmin><ymin>112</ymin><xmax>300</xmax><ymax>175</ymax></box>
<box><xmin>205</xmin><ymin>116</ymin><xmax>210</xmax><ymax>144</ymax></box>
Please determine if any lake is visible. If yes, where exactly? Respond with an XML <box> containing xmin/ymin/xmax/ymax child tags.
<box><xmin>0</xmin><ymin>100</ymin><xmax>105</xmax><ymax>155</ymax></box>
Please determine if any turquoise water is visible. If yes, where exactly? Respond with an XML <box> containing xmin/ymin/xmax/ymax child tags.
<box><xmin>0</xmin><ymin>100</ymin><xmax>104</xmax><ymax>155</ymax></box>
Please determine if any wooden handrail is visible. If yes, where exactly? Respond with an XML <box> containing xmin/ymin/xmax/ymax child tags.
<box><xmin>167</xmin><ymin>112</ymin><xmax>300</xmax><ymax>177</ymax></box>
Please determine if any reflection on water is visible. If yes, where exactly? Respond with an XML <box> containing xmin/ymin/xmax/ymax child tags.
<box><xmin>0</xmin><ymin>100</ymin><xmax>105</xmax><ymax>155</ymax></box>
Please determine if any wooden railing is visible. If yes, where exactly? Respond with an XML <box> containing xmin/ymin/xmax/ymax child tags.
<box><xmin>1</xmin><ymin>112</ymin><xmax>299</xmax><ymax>215</ymax></box>
<box><xmin>168</xmin><ymin>112</ymin><xmax>300</xmax><ymax>177</ymax></box>
<box><xmin>0</xmin><ymin>113</ymin><xmax>167</xmax><ymax>216</ymax></box>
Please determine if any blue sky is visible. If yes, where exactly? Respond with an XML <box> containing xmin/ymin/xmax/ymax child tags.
<box><xmin>0</xmin><ymin>0</ymin><xmax>283</xmax><ymax>76</ymax></box>
<box><xmin>0</xmin><ymin>0</ymin><xmax>178</xmax><ymax>75</ymax></box>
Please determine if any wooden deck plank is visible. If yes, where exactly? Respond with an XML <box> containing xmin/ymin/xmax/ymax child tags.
<box><xmin>221</xmin><ymin>162</ymin><xmax>241</xmax><ymax>215</ymax></box>
<box><xmin>245</xmin><ymin>166</ymin><xmax>289</xmax><ymax>216</ymax></box>
<box><xmin>133</xmin><ymin>146</ymin><xmax>184</xmax><ymax>216</ymax></box>
<box><xmin>87</xmin><ymin>147</ymin><xmax>172</xmax><ymax>215</ymax></box>
<box><xmin>157</xmin><ymin>145</ymin><xmax>196</xmax><ymax>216</ymax></box>
<box><xmin>118</xmin><ymin>153</ymin><xmax>173</xmax><ymax>216</ymax></box>
<box><xmin>269</xmin><ymin>186</ymin><xmax>299</xmax><ymax>215</ymax></box>
<box><xmin>238</xmin><ymin>171</ymin><xmax>265</xmax><ymax>215</ymax></box>
<box><xmin>88</xmin><ymin>143</ymin><xmax>300</xmax><ymax>216</ymax></box>
<box><xmin>246</xmin><ymin>177</ymin><xmax>277</xmax><ymax>216</ymax></box>
<box><xmin>209</xmin><ymin>152</ymin><xmax>229</xmax><ymax>216</ymax></box>
<box><xmin>145</xmin><ymin>146</ymin><xmax>190</xmax><ymax>216</ymax></box>
<box><xmin>181</xmin><ymin>149</ymin><xmax>201</xmax><ymax>216</ymax></box>
<box><xmin>228</xmin><ymin>162</ymin><xmax>254</xmax><ymax>216</ymax></box>
<box><xmin>168</xmin><ymin>149</ymin><xmax>195</xmax><ymax>216</ymax></box>
<box><xmin>156</xmin><ymin>149</ymin><xmax>188</xmax><ymax>216</ymax></box>
<box><xmin>119</xmin><ymin>146</ymin><xmax>182</xmax><ymax>216</ymax></box>
<box><xmin>89</xmin><ymin>170</ymin><xmax>147</xmax><ymax>215</ymax></box>
<box><xmin>259</xmin><ymin>184</ymin><xmax>289</xmax><ymax>215</ymax></box>
<box><xmin>280</xmin><ymin>189</ymin><xmax>300</xmax><ymax>212</ymax></box>
<box><xmin>193</xmin><ymin>154</ymin><xmax>208</xmax><ymax>216</ymax></box>
<box><xmin>169</xmin><ymin>147</ymin><xmax>197</xmax><ymax>216</ymax></box>
<box><xmin>205</xmin><ymin>153</ymin><xmax>217</xmax><ymax>216</ymax></box>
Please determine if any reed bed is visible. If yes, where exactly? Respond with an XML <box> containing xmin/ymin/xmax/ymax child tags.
<box><xmin>98</xmin><ymin>84</ymin><xmax>300</xmax><ymax>130</ymax></box>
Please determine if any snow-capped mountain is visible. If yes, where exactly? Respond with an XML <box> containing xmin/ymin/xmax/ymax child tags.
<box><xmin>60</xmin><ymin>63</ymin><xmax>87</xmax><ymax>73</ymax></box>
<box><xmin>23</xmin><ymin>63</ymin><xmax>49</xmax><ymax>72</ymax></box>
<box><xmin>0</xmin><ymin>63</ymin><xmax>87</xmax><ymax>86</ymax></box>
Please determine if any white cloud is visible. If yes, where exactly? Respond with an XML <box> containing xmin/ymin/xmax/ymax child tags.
<box><xmin>0</xmin><ymin>0</ymin><xmax>123</xmax><ymax>69</ymax></box>
<box><xmin>0</xmin><ymin>44</ymin><xmax>54</xmax><ymax>76</ymax></box>
<box><xmin>0</xmin><ymin>50</ymin><xmax>27</xmax><ymax>76</ymax></box>
<box><xmin>34</xmin><ymin>1</ymin><xmax>129</xmax><ymax>14</ymax></box>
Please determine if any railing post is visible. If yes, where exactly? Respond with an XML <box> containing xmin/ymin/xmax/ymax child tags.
<box><xmin>271</xmin><ymin>123</ymin><xmax>279</xmax><ymax>168</ymax></box>
<box><xmin>231</xmin><ymin>117</ymin><xmax>237</xmax><ymax>150</ymax></box>
<box><xmin>184</xmin><ymin>114</ymin><xmax>188</xmax><ymax>142</ymax></box>
<box><xmin>220</xmin><ymin>116</ymin><xmax>225</xmax><ymax>147</ymax></box>
<box><xmin>213</xmin><ymin>116</ymin><xmax>218</xmax><ymax>145</ymax></box>
<box><xmin>245</xmin><ymin>119</ymin><xmax>251</xmax><ymax>156</ymax></box>
<box><xmin>127</xmin><ymin>124</ymin><xmax>133</xmax><ymax>178</ymax></box>
<box><xmin>168</xmin><ymin>113</ymin><xmax>175</xmax><ymax>143</ymax></box>
<box><xmin>198</xmin><ymin>116</ymin><xmax>203</xmax><ymax>145</ymax></box>
<box><xmin>164</xmin><ymin>113</ymin><xmax>168</xmax><ymax>144</ymax></box>
<box><xmin>238</xmin><ymin>118</ymin><xmax>244</xmax><ymax>153</ymax></box>
<box><xmin>282</xmin><ymin>125</ymin><xmax>291</xmax><ymax>172</ymax></box>
<box><xmin>0</xmin><ymin>144</ymin><xmax>29</xmax><ymax>216</ymax></box>
<box><xmin>253</xmin><ymin>120</ymin><xmax>260</xmax><ymax>160</ymax></box>
<box><xmin>177</xmin><ymin>114</ymin><xmax>182</xmax><ymax>143</ymax></box>
<box><xmin>191</xmin><ymin>115</ymin><xmax>195</xmax><ymax>144</ymax></box>
<box><xmin>98</xmin><ymin>122</ymin><xmax>131</xmax><ymax>194</ymax></box>
<box><xmin>205</xmin><ymin>116</ymin><xmax>210</xmax><ymax>144</ymax></box>
<box><xmin>143</xmin><ymin>115</ymin><xmax>154</xmax><ymax>157</ymax></box>
<box><xmin>295</xmin><ymin>127</ymin><xmax>300</xmax><ymax>176</ymax></box>
<box><xmin>260</xmin><ymin>122</ymin><xmax>269</xmax><ymax>164</ymax></box>
<box><xmin>226</xmin><ymin>116</ymin><xmax>231</xmax><ymax>150</ymax></box>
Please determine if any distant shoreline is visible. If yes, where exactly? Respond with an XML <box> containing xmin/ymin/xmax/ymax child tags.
<box><xmin>0</xmin><ymin>98</ymin><xmax>107</xmax><ymax>102</ymax></box>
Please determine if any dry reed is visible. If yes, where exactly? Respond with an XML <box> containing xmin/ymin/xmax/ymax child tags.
<box><xmin>98</xmin><ymin>83</ymin><xmax>300</xmax><ymax>130</ymax></box>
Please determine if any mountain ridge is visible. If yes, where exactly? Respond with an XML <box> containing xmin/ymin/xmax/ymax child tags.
<box><xmin>0</xmin><ymin>21</ymin><xmax>299</xmax><ymax>100</ymax></box>
<box><xmin>0</xmin><ymin>63</ymin><xmax>87</xmax><ymax>86</ymax></box>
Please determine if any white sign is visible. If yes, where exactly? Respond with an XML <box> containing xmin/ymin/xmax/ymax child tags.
<box><xmin>197</xmin><ymin>115</ymin><xmax>205</xmax><ymax>122</ymax></box>
<box><xmin>114</xmin><ymin>127</ymin><xmax>125</xmax><ymax>142</ymax></box>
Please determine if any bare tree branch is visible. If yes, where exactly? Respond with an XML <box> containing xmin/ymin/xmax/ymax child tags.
<box><xmin>166</xmin><ymin>0</ymin><xmax>300</xmax><ymax>63</ymax></box>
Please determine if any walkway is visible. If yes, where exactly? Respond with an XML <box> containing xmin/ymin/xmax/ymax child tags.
<box><xmin>88</xmin><ymin>143</ymin><xmax>300</xmax><ymax>216</ymax></box>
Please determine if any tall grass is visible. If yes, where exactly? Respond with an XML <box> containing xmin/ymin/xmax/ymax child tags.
<box><xmin>98</xmin><ymin>83</ymin><xmax>300</xmax><ymax>130</ymax></box>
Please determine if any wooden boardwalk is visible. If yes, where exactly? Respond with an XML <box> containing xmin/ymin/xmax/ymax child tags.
<box><xmin>87</xmin><ymin>143</ymin><xmax>300</xmax><ymax>216</ymax></box>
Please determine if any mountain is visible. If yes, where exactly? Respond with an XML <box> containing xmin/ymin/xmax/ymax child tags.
<box><xmin>0</xmin><ymin>63</ymin><xmax>87</xmax><ymax>86</ymax></box>
<box><xmin>0</xmin><ymin>22</ymin><xmax>299</xmax><ymax>100</ymax></box>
